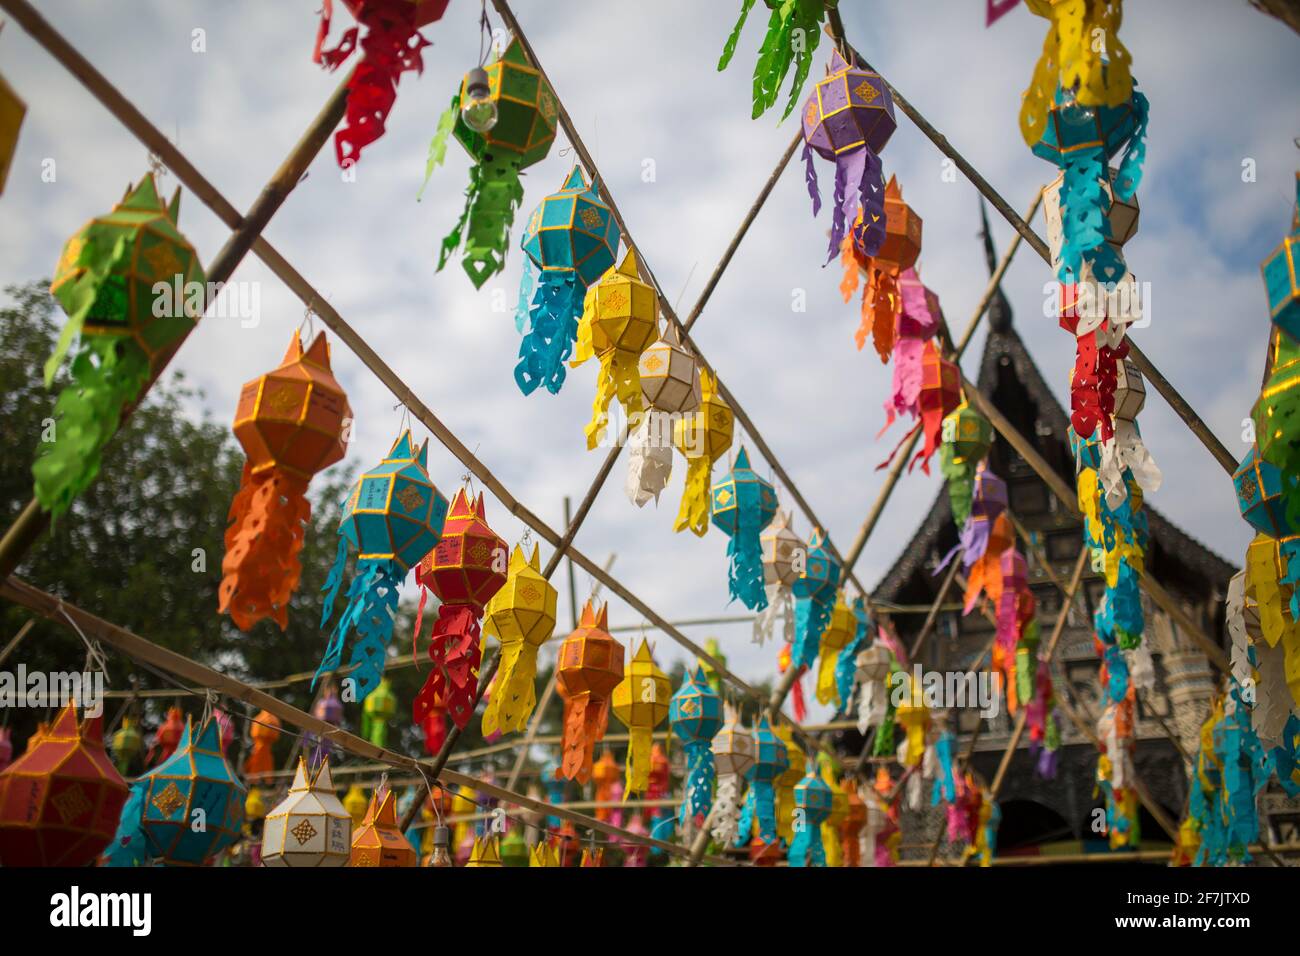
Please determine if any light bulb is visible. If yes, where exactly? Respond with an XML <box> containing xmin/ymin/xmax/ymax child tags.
<box><xmin>428</xmin><ymin>825</ymin><xmax>455</xmax><ymax>867</ymax></box>
<box><xmin>1056</xmin><ymin>85</ymin><xmax>1095</xmax><ymax>127</ymax></box>
<box><xmin>461</xmin><ymin>66</ymin><xmax>497</xmax><ymax>134</ymax></box>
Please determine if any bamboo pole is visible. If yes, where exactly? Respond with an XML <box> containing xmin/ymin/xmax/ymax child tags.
<box><xmin>0</xmin><ymin>0</ymin><xmax>352</xmax><ymax>579</ymax></box>
<box><xmin>0</xmin><ymin>575</ymin><xmax>734</xmax><ymax>866</ymax></box>
<box><xmin>0</xmin><ymin>618</ymin><xmax>34</xmax><ymax>667</ymax></box>
<box><xmin>823</xmin><ymin>13</ymin><xmax>1235</xmax><ymax>477</ymax></box>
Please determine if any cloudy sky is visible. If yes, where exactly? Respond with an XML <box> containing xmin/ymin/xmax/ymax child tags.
<box><xmin>2</xmin><ymin>1</ymin><xmax>1298</xmax><ymax>723</ymax></box>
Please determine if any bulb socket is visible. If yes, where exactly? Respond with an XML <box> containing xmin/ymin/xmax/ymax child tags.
<box><xmin>466</xmin><ymin>67</ymin><xmax>491</xmax><ymax>100</ymax></box>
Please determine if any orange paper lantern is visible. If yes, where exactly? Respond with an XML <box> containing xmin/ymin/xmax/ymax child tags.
<box><xmin>556</xmin><ymin>601</ymin><xmax>625</xmax><ymax>783</ymax></box>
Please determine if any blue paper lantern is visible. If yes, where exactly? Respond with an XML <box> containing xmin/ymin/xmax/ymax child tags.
<box><xmin>791</xmin><ymin>528</ymin><xmax>841</xmax><ymax>670</ymax></box>
<box><xmin>316</xmin><ymin>430</ymin><xmax>448</xmax><ymax>699</ymax></box>
<box><xmin>711</xmin><ymin>446</ymin><xmax>778</xmax><ymax>611</ymax></box>
<box><xmin>515</xmin><ymin>167</ymin><xmax>620</xmax><ymax>396</ymax></box>
<box><xmin>670</xmin><ymin>665</ymin><xmax>722</xmax><ymax>829</ymax></box>
<box><xmin>1234</xmin><ymin>445</ymin><xmax>1296</xmax><ymax>539</ymax></box>
<box><xmin>734</xmin><ymin>715</ymin><xmax>788</xmax><ymax>847</ymax></box>
<box><xmin>787</xmin><ymin>766</ymin><xmax>832</xmax><ymax>867</ymax></box>
<box><xmin>106</xmin><ymin>718</ymin><xmax>245</xmax><ymax>867</ymax></box>
<box><xmin>836</xmin><ymin>596</ymin><xmax>872</xmax><ymax>709</ymax></box>
<box><xmin>1031</xmin><ymin>81</ymin><xmax>1148</xmax><ymax>284</ymax></box>
<box><xmin>1261</xmin><ymin>175</ymin><xmax>1300</xmax><ymax>340</ymax></box>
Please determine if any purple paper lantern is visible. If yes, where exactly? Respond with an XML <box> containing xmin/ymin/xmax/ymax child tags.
<box><xmin>800</xmin><ymin>48</ymin><xmax>897</xmax><ymax>263</ymax></box>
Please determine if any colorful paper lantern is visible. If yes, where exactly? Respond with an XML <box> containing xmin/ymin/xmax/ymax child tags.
<box><xmin>711</xmin><ymin>446</ymin><xmax>779</xmax><ymax>610</ymax></box>
<box><xmin>753</xmin><ymin>508</ymin><xmax>805</xmax><ymax>646</ymax></box>
<box><xmin>556</xmin><ymin>601</ymin><xmax>625</xmax><ymax>783</ymax></box>
<box><xmin>709</xmin><ymin>704</ymin><xmax>753</xmax><ymax>846</ymax></box>
<box><xmin>788</xmin><ymin>765</ymin><xmax>833</xmax><ymax>867</ymax></box>
<box><xmin>243</xmin><ymin>710</ymin><xmax>281</xmax><ymax>782</ymax></box>
<box><xmin>1262</xmin><ymin>174</ymin><xmax>1300</xmax><ymax>341</ymax></box>
<box><xmin>800</xmin><ymin>48</ymin><xmax>896</xmax><ymax>262</ymax></box>
<box><xmin>773</xmin><ymin>723</ymin><xmax>806</xmax><ymax>843</ymax></box>
<box><xmin>878</xmin><ymin>266</ymin><xmax>943</xmax><ymax>435</ymax></box>
<box><xmin>514</xmin><ymin>167</ymin><xmax>620</xmax><ymax>396</ymax></box>
<box><xmin>261</xmin><ymin>756</ymin><xmax>351</xmax><ymax>867</ymax></box>
<box><xmin>362</xmin><ymin>677</ymin><xmax>397</xmax><ymax>748</ymax></box>
<box><xmin>670</xmin><ymin>664</ymin><xmax>723</xmax><ymax>831</ymax></box>
<box><xmin>939</xmin><ymin>401</ymin><xmax>993</xmax><ymax>528</ymax></box>
<box><xmin>308</xmin><ymin>682</ymin><xmax>344</xmax><ymax>766</ymax></box>
<box><xmin>574</xmin><ymin>248</ymin><xmax>658</xmax><ymax>448</ymax></box>
<box><xmin>673</xmin><ymin>369</ymin><xmax>734</xmax><ymax>537</ymax></box>
<box><xmin>106</xmin><ymin>717</ymin><xmax>246</xmax><ymax>867</ymax></box>
<box><xmin>612</xmin><ymin>640</ymin><xmax>671</xmax><ymax>797</ymax></box>
<box><xmin>718</xmin><ymin>0</ymin><xmax>835</xmax><ymax>119</ymax></box>
<box><xmin>734</xmin><ymin>715</ymin><xmax>789</xmax><ymax>846</ymax></box>
<box><xmin>432</xmin><ymin>35</ymin><xmax>557</xmax><ymax>286</ymax></box>
<box><xmin>628</xmin><ymin>323</ymin><xmax>698</xmax><ymax>505</ymax></box>
<box><xmin>910</xmin><ymin>341</ymin><xmax>961</xmax><ymax>474</ymax></box>
<box><xmin>147</xmin><ymin>706</ymin><xmax>185</xmax><ymax>767</ymax></box>
<box><xmin>842</xmin><ymin>177</ymin><xmax>922</xmax><ymax>362</ymax></box>
<box><xmin>413</xmin><ymin>489</ymin><xmax>508</xmax><ymax>732</ymax></box>
<box><xmin>854</xmin><ymin>636</ymin><xmax>893</xmax><ymax>734</ymax></box>
<box><xmin>37</xmin><ymin>174</ymin><xmax>204</xmax><ymax>517</ymax></box>
<box><xmin>311</xmin><ymin>0</ymin><xmax>446</xmax><ymax>168</ymax></box>
<box><xmin>0</xmin><ymin>702</ymin><xmax>129</xmax><ymax>867</ymax></box>
<box><xmin>815</xmin><ymin>593</ymin><xmax>855</xmax><ymax>707</ymax></box>
<box><xmin>481</xmin><ymin>543</ymin><xmax>559</xmax><ymax>737</ymax></box>
<box><xmin>792</xmin><ymin>527</ymin><xmax>842</xmax><ymax>671</ymax></box>
<box><xmin>110</xmin><ymin>716</ymin><xmax>142</xmax><ymax>775</ymax></box>
<box><xmin>221</xmin><ymin>330</ymin><xmax>351</xmax><ymax>631</ymax></box>
<box><xmin>350</xmin><ymin>787</ymin><xmax>417</xmax><ymax>867</ymax></box>
<box><xmin>317</xmin><ymin>430</ymin><xmax>447</xmax><ymax>701</ymax></box>
<box><xmin>1234</xmin><ymin>445</ymin><xmax>1295</xmax><ymax>540</ymax></box>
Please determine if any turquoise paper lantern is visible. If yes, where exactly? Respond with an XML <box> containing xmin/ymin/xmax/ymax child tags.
<box><xmin>734</xmin><ymin>715</ymin><xmax>789</xmax><ymax>847</ymax></box>
<box><xmin>791</xmin><ymin>528</ymin><xmax>842</xmax><ymax>670</ymax></box>
<box><xmin>1262</xmin><ymin>176</ymin><xmax>1300</xmax><ymax>340</ymax></box>
<box><xmin>711</xmin><ymin>447</ymin><xmax>778</xmax><ymax>611</ymax></box>
<box><xmin>788</xmin><ymin>766</ymin><xmax>833</xmax><ymax>867</ymax></box>
<box><xmin>670</xmin><ymin>665</ymin><xmax>723</xmax><ymax>829</ymax></box>
<box><xmin>1234</xmin><ymin>445</ymin><xmax>1296</xmax><ymax>538</ymax></box>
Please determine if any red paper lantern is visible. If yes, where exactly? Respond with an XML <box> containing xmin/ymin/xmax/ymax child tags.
<box><xmin>911</xmin><ymin>340</ymin><xmax>961</xmax><ymax>474</ymax></box>
<box><xmin>0</xmin><ymin>702</ymin><xmax>129</xmax><ymax>867</ymax></box>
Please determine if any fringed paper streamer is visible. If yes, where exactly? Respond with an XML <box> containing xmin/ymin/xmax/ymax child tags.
<box><xmin>753</xmin><ymin>582</ymin><xmax>794</xmax><ymax>646</ymax></box>
<box><xmin>910</xmin><ymin>341</ymin><xmax>961</xmax><ymax>475</ymax></box>
<box><xmin>243</xmin><ymin>710</ymin><xmax>281</xmax><ymax>782</ymax></box>
<box><xmin>963</xmin><ymin>512</ymin><xmax>1014</xmax><ymax>613</ymax></box>
<box><xmin>313</xmin><ymin>0</ymin><xmax>436</xmax><ymax>168</ymax></box>
<box><xmin>938</xmin><ymin>463</ymin><xmax>1007</xmax><ymax>575</ymax></box>
<box><xmin>438</xmin><ymin>153</ymin><xmax>526</xmax><ymax>288</ymax></box>
<box><xmin>836</xmin><ymin>597</ymin><xmax>872</xmax><ymax>710</ymax></box>
<box><xmin>800</xmin><ymin>50</ymin><xmax>894</xmax><ymax>261</ymax></box>
<box><xmin>220</xmin><ymin>466</ymin><xmax>311</xmax><ymax>631</ymax></box>
<box><xmin>814</xmin><ymin>594</ymin><xmax>854</xmax><ymax>707</ymax></box>
<box><xmin>316</xmin><ymin>431</ymin><xmax>446</xmax><ymax>701</ymax></box>
<box><xmin>710</xmin><ymin>773</ymin><xmax>743</xmax><ymax>846</ymax></box>
<box><xmin>480</xmin><ymin>544</ymin><xmax>557</xmax><ymax>737</ymax></box>
<box><xmin>895</xmin><ymin>676</ymin><xmax>929</xmax><ymax>768</ymax></box>
<box><xmin>712</xmin><ymin>447</ymin><xmax>777</xmax><ymax>610</ymax></box>
<box><xmin>939</xmin><ymin>403</ymin><xmax>994</xmax><ymax>529</ymax></box>
<box><xmin>515</xmin><ymin>271</ymin><xmax>583</xmax><ymax>395</ymax></box>
<box><xmin>673</xmin><ymin>369</ymin><xmax>733</xmax><ymax>536</ymax></box>
<box><xmin>556</xmin><ymin>602</ymin><xmax>624</xmax><ymax>784</ymax></box>
<box><xmin>788</xmin><ymin>768</ymin><xmax>832</xmax><ymax>867</ymax></box>
<box><xmin>1098</xmin><ymin>419</ymin><xmax>1161</xmax><ymax>510</ymax></box>
<box><xmin>624</xmin><ymin>410</ymin><xmax>674</xmax><ymax>507</ymax></box>
<box><xmin>931</xmin><ymin>730</ymin><xmax>958</xmax><ymax>805</ymax></box>
<box><xmin>779</xmin><ymin>640</ymin><xmax>808</xmax><ymax>722</ymax></box>
<box><xmin>791</xmin><ymin>527</ymin><xmax>841</xmax><ymax>669</ymax></box>
<box><xmin>774</xmin><ymin>725</ymin><xmax>805</xmax><ymax>844</ymax></box>
<box><xmin>872</xmin><ymin>694</ymin><xmax>897</xmax><ymax>758</ymax></box>
<box><xmin>718</xmin><ymin>0</ymin><xmax>829</xmax><ymax>120</ymax></box>
<box><xmin>612</xmin><ymin>640</ymin><xmax>670</xmax><ymax>797</ymax></box>
<box><xmin>39</xmin><ymin>174</ymin><xmax>202</xmax><ymax>517</ymax></box>
<box><xmin>562</xmin><ymin>696</ymin><xmax>609</xmax><ymax>786</ymax></box>
<box><xmin>856</xmin><ymin>670</ymin><xmax>889</xmax><ymax>735</ymax></box>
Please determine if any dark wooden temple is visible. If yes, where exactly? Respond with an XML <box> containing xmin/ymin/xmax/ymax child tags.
<box><xmin>841</xmin><ymin>204</ymin><xmax>1238</xmax><ymax>857</ymax></box>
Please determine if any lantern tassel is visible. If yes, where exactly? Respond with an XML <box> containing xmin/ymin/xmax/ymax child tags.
<box><xmin>788</xmin><ymin>816</ymin><xmax>826</xmax><ymax>867</ymax></box>
<box><xmin>752</xmin><ymin>583</ymin><xmax>793</xmax><ymax>646</ymax></box>
<box><xmin>34</xmin><ymin>338</ymin><xmax>150</xmax><ymax>518</ymax></box>
<box><xmin>793</xmin><ymin>595</ymin><xmax>833</xmax><ymax>670</ymax></box>
<box><xmin>678</xmin><ymin>740</ymin><xmax>716</xmax><ymax>828</ymax></box>
<box><xmin>815</xmin><ymin>650</ymin><xmax>840</xmax><ymax>708</ymax></box>
<box><xmin>790</xmin><ymin>670</ymin><xmax>808</xmax><ymax>722</ymax></box>
<box><xmin>515</xmin><ymin>272</ymin><xmax>583</xmax><ymax>395</ymax></box>
<box><xmin>801</xmin><ymin>141</ymin><xmax>822</xmax><ymax>217</ymax></box>
<box><xmin>856</xmin><ymin>679</ymin><xmax>887</xmax><ymax>735</ymax></box>
<box><xmin>219</xmin><ymin>463</ymin><xmax>311</xmax><ymax>631</ymax></box>
<box><xmin>481</xmin><ymin>640</ymin><xmax>540</xmax><ymax>737</ymax></box>
<box><xmin>316</xmin><ymin>554</ymin><xmax>403</xmax><ymax>701</ymax></box>
<box><xmin>726</xmin><ymin>524</ymin><xmax>768</xmax><ymax>612</ymax></box>
<box><xmin>438</xmin><ymin>153</ymin><xmax>525</xmax><ymax>289</ymax></box>
<box><xmin>585</xmin><ymin>350</ymin><xmax>643</xmax><ymax>450</ymax></box>
<box><xmin>559</xmin><ymin>695</ymin><xmax>607</xmax><ymax>784</ymax></box>
<box><xmin>625</xmin><ymin>726</ymin><xmax>653</xmax><ymax>796</ymax></box>
<box><xmin>673</xmin><ymin>455</ymin><xmax>713</xmax><ymax>537</ymax></box>
<box><xmin>103</xmin><ymin>785</ymin><xmax>148</xmax><ymax>868</ymax></box>
<box><xmin>625</xmin><ymin>410</ymin><xmax>673</xmax><ymax>507</ymax></box>
<box><xmin>414</xmin><ymin>604</ymin><xmax>484</xmax><ymax>731</ymax></box>
<box><xmin>745</xmin><ymin>781</ymin><xmax>779</xmax><ymax>844</ymax></box>
<box><xmin>710</xmin><ymin>773</ymin><xmax>743</xmax><ymax>845</ymax></box>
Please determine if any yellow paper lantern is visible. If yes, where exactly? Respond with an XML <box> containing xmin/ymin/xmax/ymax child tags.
<box><xmin>774</xmin><ymin>724</ymin><xmax>806</xmax><ymax>843</ymax></box>
<box><xmin>481</xmin><ymin>543</ymin><xmax>559</xmax><ymax>737</ymax></box>
<box><xmin>895</xmin><ymin>673</ymin><xmax>930</xmax><ymax>767</ymax></box>
<box><xmin>815</xmin><ymin>594</ymin><xmax>855</xmax><ymax>707</ymax></box>
<box><xmin>611</xmin><ymin>640</ymin><xmax>671</xmax><ymax>796</ymax></box>
<box><xmin>465</xmin><ymin>834</ymin><xmax>503</xmax><ymax>867</ymax></box>
<box><xmin>343</xmin><ymin>783</ymin><xmax>368</xmax><ymax>826</ymax></box>
<box><xmin>673</xmin><ymin>369</ymin><xmax>734</xmax><ymax>536</ymax></box>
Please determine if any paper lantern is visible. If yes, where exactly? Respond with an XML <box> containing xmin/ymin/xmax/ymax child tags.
<box><xmin>787</xmin><ymin>766</ymin><xmax>833</xmax><ymax>867</ymax></box>
<box><xmin>465</xmin><ymin>834</ymin><xmax>503</xmax><ymax>867</ymax></box>
<box><xmin>1262</xmin><ymin>175</ymin><xmax>1300</xmax><ymax>340</ymax></box>
<box><xmin>880</xmin><ymin>267</ymin><xmax>943</xmax><ymax>435</ymax></box>
<box><xmin>835</xmin><ymin>596</ymin><xmax>872</xmax><ymax>710</ymax></box>
<box><xmin>308</xmin><ymin>682</ymin><xmax>344</xmax><ymax>766</ymax></box>
<box><xmin>1031</xmin><ymin>77</ymin><xmax>1148</xmax><ymax>284</ymax></box>
<box><xmin>911</xmin><ymin>341</ymin><xmax>961</xmax><ymax>474</ymax></box>
<box><xmin>774</xmin><ymin>724</ymin><xmax>806</xmax><ymax>843</ymax></box>
<box><xmin>0</xmin><ymin>68</ymin><xmax>24</xmax><ymax>194</ymax></box>
<box><xmin>362</xmin><ymin>677</ymin><xmax>397</xmax><ymax>748</ymax></box>
<box><xmin>413</xmin><ymin>489</ymin><xmax>508</xmax><ymax>731</ymax></box>
<box><xmin>843</xmin><ymin>177</ymin><xmax>922</xmax><ymax>361</ymax></box>
<box><xmin>221</xmin><ymin>330</ymin><xmax>351</xmax><ymax>631</ymax></box>
<box><xmin>612</xmin><ymin>640</ymin><xmax>671</xmax><ymax>797</ymax></box>
<box><xmin>243</xmin><ymin>710</ymin><xmax>281</xmax><ymax>782</ymax></box>
<box><xmin>317</xmin><ymin>430</ymin><xmax>448</xmax><ymax>700</ymax></box>
<box><xmin>350</xmin><ymin>788</ymin><xmax>416</xmax><ymax>867</ymax></box>
<box><xmin>1044</xmin><ymin>167</ymin><xmax>1140</xmax><ymax>278</ymax></box>
<box><xmin>734</xmin><ymin>715</ymin><xmax>788</xmax><ymax>846</ymax></box>
<box><xmin>106</xmin><ymin>718</ymin><xmax>245</xmax><ymax>867</ymax></box>
<box><xmin>1097</xmin><ymin>359</ymin><xmax>1160</xmax><ymax>510</ymax></box>
<box><xmin>481</xmin><ymin>543</ymin><xmax>559</xmax><ymax>737</ymax></box>
<box><xmin>343</xmin><ymin>784</ymin><xmax>369</xmax><ymax>827</ymax></box>
<box><xmin>717</xmin><ymin>0</ymin><xmax>833</xmax><ymax>119</ymax></box>
<box><xmin>37</xmin><ymin>174</ymin><xmax>204</xmax><ymax>517</ymax></box>
<box><xmin>433</xmin><ymin>35</ymin><xmax>558</xmax><ymax>285</ymax></box>
<box><xmin>574</xmin><ymin>248</ymin><xmax>657</xmax><ymax>448</ymax></box>
<box><xmin>792</xmin><ymin>527</ymin><xmax>842</xmax><ymax>671</ymax></box>
<box><xmin>753</xmin><ymin>509</ymin><xmax>804</xmax><ymax>646</ymax></box>
<box><xmin>854</xmin><ymin>637</ymin><xmax>893</xmax><ymax>735</ymax></box>
<box><xmin>815</xmin><ymin>594</ymin><xmax>855</xmax><ymax>707</ymax></box>
<box><xmin>800</xmin><ymin>48</ymin><xmax>897</xmax><ymax>262</ymax></box>
<box><xmin>709</xmin><ymin>704</ymin><xmax>753</xmax><ymax>846</ymax></box>
<box><xmin>556</xmin><ymin>601</ymin><xmax>625</xmax><ymax>783</ymax></box>
<box><xmin>673</xmin><ymin>369</ymin><xmax>734</xmax><ymax>537</ymax></box>
<box><xmin>260</xmin><ymin>756</ymin><xmax>350</xmax><ymax>867</ymax></box>
<box><xmin>939</xmin><ymin>401</ymin><xmax>993</xmax><ymax>529</ymax></box>
<box><xmin>670</xmin><ymin>664</ymin><xmax>722</xmax><ymax>830</ymax></box>
<box><xmin>500</xmin><ymin>828</ymin><xmax>529</xmax><ymax>867</ymax></box>
<box><xmin>147</xmin><ymin>706</ymin><xmax>185</xmax><ymax>766</ymax></box>
<box><xmin>0</xmin><ymin>702</ymin><xmax>129</xmax><ymax>867</ymax></box>
<box><xmin>311</xmin><ymin>0</ymin><xmax>445</xmax><ymax>168</ymax></box>
<box><xmin>1235</xmin><ymin>446</ymin><xmax>1295</xmax><ymax>540</ymax></box>
<box><xmin>110</xmin><ymin>716</ymin><xmax>142</xmax><ymax>775</ymax></box>
<box><xmin>711</xmin><ymin>446</ymin><xmax>778</xmax><ymax>609</ymax></box>
<box><xmin>245</xmin><ymin>786</ymin><xmax>268</xmax><ymax>825</ymax></box>
<box><xmin>640</xmin><ymin>322</ymin><xmax>700</xmax><ymax>415</ymax></box>
<box><xmin>513</xmin><ymin>167</ymin><xmax>620</xmax><ymax>396</ymax></box>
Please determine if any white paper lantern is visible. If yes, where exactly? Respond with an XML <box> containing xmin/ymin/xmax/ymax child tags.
<box><xmin>261</xmin><ymin>756</ymin><xmax>351</xmax><ymax>867</ymax></box>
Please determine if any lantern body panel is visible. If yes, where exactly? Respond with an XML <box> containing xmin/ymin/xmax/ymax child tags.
<box><xmin>802</xmin><ymin>56</ymin><xmax>896</xmax><ymax>160</ymax></box>
<box><xmin>341</xmin><ymin>432</ymin><xmax>447</xmax><ymax>570</ymax></box>
<box><xmin>874</xmin><ymin>177</ymin><xmax>922</xmax><ymax>272</ymax></box>
<box><xmin>590</xmin><ymin>257</ymin><xmax>658</xmax><ymax>357</ymax></box>
<box><xmin>522</xmin><ymin>167</ymin><xmax>620</xmax><ymax>286</ymax></box>
<box><xmin>1264</xmin><ymin>236</ymin><xmax>1300</xmax><ymax>339</ymax></box>
<box><xmin>670</xmin><ymin>666</ymin><xmax>723</xmax><ymax>743</ymax></box>
<box><xmin>454</xmin><ymin>38</ymin><xmax>556</xmax><ymax>168</ymax></box>
<box><xmin>419</xmin><ymin>490</ymin><xmax>507</xmax><ymax>611</ymax></box>
<box><xmin>261</xmin><ymin>758</ymin><xmax>351</xmax><ymax>867</ymax></box>
<box><xmin>711</xmin><ymin>447</ymin><xmax>778</xmax><ymax>537</ymax></box>
<box><xmin>639</xmin><ymin>332</ymin><xmax>700</xmax><ymax>413</ymax></box>
<box><xmin>612</xmin><ymin>641</ymin><xmax>671</xmax><ymax>731</ymax></box>
<box><xmin>350</xmin><ymin>790</ymin><xmax>416</xmax><ymax>867</ymax></box>
<box><xmin>1234</xmin><ymin>447</ymin><xmax>1294</xmax><ymax>538</ymax></box>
